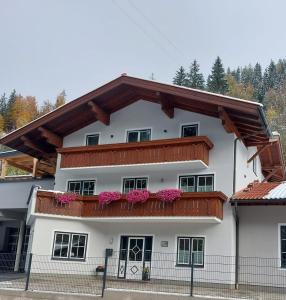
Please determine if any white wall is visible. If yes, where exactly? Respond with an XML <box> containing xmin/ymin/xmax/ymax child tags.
<box><xmin>55</xmin><ymin>100</ymin><xmax>235</xmax><ymax>197</ymax></box>
<box><xmin>30</xmin><ymin>215</ymin><xmax>236</xmax><ymax>284</ymax></box>
<box><xmin>239</xmin><ymin>206</ymin><xmax>286</xmax><ymax>287</ymax></box>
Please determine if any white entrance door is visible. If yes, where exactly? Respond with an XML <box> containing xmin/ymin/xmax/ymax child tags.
<box><xmin>126</xmin><ymin>237</ymin><xmax>145</xmax><ymax>280</ymax></box>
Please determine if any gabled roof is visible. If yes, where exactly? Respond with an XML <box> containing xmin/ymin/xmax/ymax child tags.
<box><xmin>0</xmin><ymin>74</ymin><xmax>284</xmax><ymax>181</ymax></box>
<box><xmin>231</xmin><ymin>181</ymin><xmax>286</xmax><ymax>205</ymax></box>
<box><xmin>0</xmin><ymin>74</ymin><xmax>271</xmax><ymax>157</ymax></box>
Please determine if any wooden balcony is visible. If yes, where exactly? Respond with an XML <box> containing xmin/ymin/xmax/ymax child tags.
<box><xmin>35</xmin><ymin>190</ymin><xmax>227</xmax><ymax>221</ymax></box>
<box><xmin>58</xmin><ymin>137</ymin><xmax>213</xmax><ymax>169</ymax></box>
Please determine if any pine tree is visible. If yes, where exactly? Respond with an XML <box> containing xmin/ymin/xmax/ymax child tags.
<box><xmin>173</xmin><ymin>66</ymin><xmax>188</xmax><ymax>86</ymax></box>
<box><xmin>5</xmin><ymin>89</ymin><xmax>17</xmax><ymax>132</ymax></box>
<box><xmin>186</xmin><ymin>60</ymin><xmax>205</xmax><ymax>89</ymax></box>
<box><xmin>241</xmin><ymin>65</ymin><xmax>254</xmax><ymax>87</ymax></box>
<box><xmin>264</xmin><ymin>60</ymin><xmax>278</xmax><ymax>91</ymax></box>
<box><xmin>253</xmin><ymin>63</ymin><xmax>264</xmax><ymax>102</ymax></box>
<box><xmin>39</xmin><ymin>100</ymin><xmax>54</xmax><ymax>116</ymax></box>
<box><xmin>55</xmin><ymin>90</ymin><xmax>66</xmax><ymax>108</ymax></box>
<box><xmin>207</xmin><ymin>57</ymin><xmax>228</xmax><ymax>94</ymax></box>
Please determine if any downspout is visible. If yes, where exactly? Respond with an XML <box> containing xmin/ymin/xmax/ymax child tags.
<box><xmin>233</xmin><ymin>137</ymin><xmax>240</xmax><ymax>289</ymax></box>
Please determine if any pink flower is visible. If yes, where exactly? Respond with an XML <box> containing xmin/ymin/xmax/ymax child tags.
<box><xmin>156</xmin><ymin>189</ymin><xmax>182</xmax><ymax>202</ymax></box>
<box><xmin>98</xmin><ymin>191</ymin><xmax>122</xmax><ymax>205</ymax></box>
<box><xmin>126</xmin><ymin>190</ymin><xmax>150</xmax><ymax>204</ymax></box>
<box><xmin>55</xmin><ymin>192</ymin><xmax>77</xmax><ymax>204</ymax></box>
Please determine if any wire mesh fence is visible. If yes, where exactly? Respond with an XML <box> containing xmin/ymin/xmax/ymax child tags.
<box><xmin>0</xmin><ymin>251</ymin><xmax>285</xmax><ymax>299</ymax></box>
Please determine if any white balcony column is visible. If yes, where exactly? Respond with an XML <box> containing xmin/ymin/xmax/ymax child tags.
<box><xmin>14</xmin><ymin>220</ymin><xmax>25</xmax><ymax>272</ymax></box>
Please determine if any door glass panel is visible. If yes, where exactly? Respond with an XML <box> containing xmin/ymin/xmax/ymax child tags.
<box><xmin>129</xmin><ymin>238</ymin><xmax>144</xmax><ymax>262</ymax></box>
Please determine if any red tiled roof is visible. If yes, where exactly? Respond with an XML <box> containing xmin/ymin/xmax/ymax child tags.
<box><xmin>232</xmin><ymin>181</ymin><xmax>280</xmax><ymax>200</ymax></box>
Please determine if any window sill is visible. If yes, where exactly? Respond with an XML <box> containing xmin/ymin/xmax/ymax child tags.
<box><xmin>175</xmin><ymin>264</ymin><xmax>204</xmax><ymax>268</ymax></box>
<box><xmin>51</xmin><ymin>257</ymin><xmax>86</xmax><ymax>262</ymax></box>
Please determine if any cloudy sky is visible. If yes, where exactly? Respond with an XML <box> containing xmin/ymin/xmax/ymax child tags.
<box><xmin>1</xmin><ymin>0</ymin><xmax>286</xmax><ymax>104</ymax></box>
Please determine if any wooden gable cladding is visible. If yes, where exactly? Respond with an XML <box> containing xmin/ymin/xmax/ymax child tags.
<box><xmin>35</xmin><ymin>190</ymin><xmax>227</xmax><ymax>220</ymax></box>
<box><xmin>58</xmin><ymin>136</ymin><xmax>213</xmax><ymax>169</ymax></box>
<box><xmin>0</xmin><ymin>75</ymin><xmax>271</xmax><ymax>159</ymax></box>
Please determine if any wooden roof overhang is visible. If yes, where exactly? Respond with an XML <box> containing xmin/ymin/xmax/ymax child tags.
<box><xmin>0</xmin><ymin>74</ymin><xmax>281</xmax><ymax>179</ymax></box>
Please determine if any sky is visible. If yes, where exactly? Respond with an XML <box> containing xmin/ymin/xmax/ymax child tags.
<box><xmin>1</xmin><ymin>0</ymin><xmax>286</xmax><ymax>105</ymax></box>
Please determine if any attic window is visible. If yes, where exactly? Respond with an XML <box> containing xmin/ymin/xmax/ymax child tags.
<box><xmin>86</xmin><ymin>134</ymin><xmax>99</xmax><ymax>146</ymax></box>
<box><xmin>181</xmin><ymin>124</ymin><xmax>198</xmax><ymax>138</ymax></box>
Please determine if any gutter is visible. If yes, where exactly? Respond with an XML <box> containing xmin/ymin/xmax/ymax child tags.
<box><xmin>230</xmin><ymin>198</ymin><xmax>286</xmax><ymax>205</ymax></box>
<box><xmin>258</xmin><ymin>106</ymin><xmax>272</xmax><ymax>138</ymax></box>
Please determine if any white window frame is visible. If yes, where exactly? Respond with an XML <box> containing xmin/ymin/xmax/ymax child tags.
<box><xmin>279</xmin><ymin>224</ymin><xmax>286</xmax><ymax>269</ymax></box>
<box><xmin>176</xmin><ymin>236</ymin><xmax>205</xmax><ymax>267</ymax></box>
<box><xmin>52</xmin><ymin>232</ymin><xmax>88</xmax><ymax>261</ymax></box>
<box><xmin>122</xmin><ymin>177</ymin><xmax>149</xmax><ymax>193</ymax></box>
<box><xmin>179</xmin><ymin>174</ymin><xmax>215</xmax><ymax>192</ymax></box>
<box><xmin>67</xmin><ymin>179</ymin><xmax>96</xmax><ymax>196</ymax></box>
<box><xmin>85</xmin><ymin>132</ymin><xmax>100</xmax><ymax>146</ymax></box>
<box><xmin>197</xmin><ymin>175</ymin><xmax>214</xmax><ymax>192</ymax></box>
<box><xmin>180</xmin><ymin>123</ymin><xmax>200</xmax><ymax>138</ymax></box>
<box><xmin>126</xmin><ymin>128</ymin><xmax>152</xmax><ymax>143</ymax></box>
<box><xmin>179</xmin><ymin>175</ymin><xmax>196</xmax><ymax>192</ymax></box>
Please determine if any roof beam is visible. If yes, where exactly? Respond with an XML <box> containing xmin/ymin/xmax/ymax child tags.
<box><xmin>218</xmin><ymin>107</ymin><xmax>241</xmax><ymax>138</ymax></box>
<box><xmin>157</xmin><ymin>93</ymin><xmax>174</xmax><ymax>119</ymax></box>
<box><xmin>247</xmin><ymin>143</ymin><xmax>273</xmax><ymax>163</ymax></box>
<box><xmin>262</xmin><ymin>167</ymin><xmax>281</xmax><ymax>183</ymax></box>
<box><xmin>39</xmin><ymin>127</ymin><xmax>62</xmax><ymax>148</ymax></box>
<box><xmin>87</xmin><ymin>101</ymin><xmax>110</xmax><ymax>125</ymax></box>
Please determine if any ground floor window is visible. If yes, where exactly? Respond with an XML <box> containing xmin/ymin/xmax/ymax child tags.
<box><xmin>52</xmin><ymin>232</ymin><xmax>87</xmax><ymax>260</ymax></box>
<box><xmin>179</xmin><ymin>175</ymin><xmax>214</xmax><ymax>192</ymax></box>
<box><xmin>281</xmin><ymin>225</ymin><xmax>286</xmax><ymax>268</ymax></box>
<box><xmin>67</xmin><ymin>180</ymin><xmax>95</xmax><ymax>196</ymax></box>
<box><xmin>177</xmin><ymin>237</ymin><xmax>205</xmax><ymax>267</ymax></box>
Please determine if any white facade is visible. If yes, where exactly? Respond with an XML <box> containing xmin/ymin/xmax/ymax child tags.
<box><xmin>24</xmin><ymin>100</ymin><xmax>272</xmax><ymax>286</ymax></box>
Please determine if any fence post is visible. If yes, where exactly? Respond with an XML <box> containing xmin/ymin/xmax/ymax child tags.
<box><xmin>101</xmin><ymin>248</ymin><xmax>113</xmax><ymax>298</ymax></box>
<box><xmin>25</xmin><ymin>253</ymin><xmax>33</xmax><ymax>291</ymax></box>
<box><xmin>190</xmin><ymin>252</ymin><xmax>194</xmax><ymax>297</ymax></box>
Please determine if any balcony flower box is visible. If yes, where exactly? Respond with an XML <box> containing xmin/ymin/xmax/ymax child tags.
<box><xmin>55</xmin><ymin>192</ymin><xmax>77</xmax><ymax>205</ymax></box>
<box><xmin>126</xmin><ymin>190</ymin><xmax>150</xmax><ymax>205</ymax></box>
<box><xmin>98</xmin><ymin>191</ymin><xmax>122</xmax><ymax>206</ymax></box>
<box><xmin>156</xmin><ymin>189</ymin><xmax>182</xmax><ymax>203</ymax></box>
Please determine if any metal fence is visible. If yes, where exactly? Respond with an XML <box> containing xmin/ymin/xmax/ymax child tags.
<box><xmin>0</xmin><ymin>251</ymin><xmax>285</xmax><ymax>299</ymax></box>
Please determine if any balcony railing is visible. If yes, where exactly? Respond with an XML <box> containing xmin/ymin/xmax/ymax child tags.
<box><xmin>35</xmin><ymin>190</ymin><xmax>227</xmax><ymax>220</ymax></box>
<box><xmin>58</xmin><ymin>136</ymin><xmax>213</xmax><ymax>168</ymax></box>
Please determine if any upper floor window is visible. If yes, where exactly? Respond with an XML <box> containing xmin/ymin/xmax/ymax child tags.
<box><xmin>52</xmin><ymin>232</ymin><xmax>87</xmax><ymax>260</ymax></box>
<box><xmin>177</xmin><ymin>237</ymin><xmax>205</xmax><ymax>267</ymax></box>
<box><xmin>123</xmin><ymin>177</ymin><xmax>148</xmax><ymax>193</ymax></box>
<box><xmin>179</xmin><ymin>175</ymin><xmax>214</xmax><ymax>192</ymax></box>
<box><xmin>127</xmin><ymin>129</ymin><xmax>151</xmax><ymax>143</ymax></box>
<box><xmin>86</xmin><ymin>134</ymin><xmax>99</xmax><ymax>146</ymax></box>
<box><xmin>281</xmin><ymin>225</ymin><xmax>286</xmax><ymax>268</ymax></box>
<box><xmin>67</xmin><ymin>180</ymin><xmax>95</xmax><ymax>196</ymax></box>
<box><xmin>181</xmin><ymin>124</ymin><xmax>198</xmax><ymax>138</ymax></box>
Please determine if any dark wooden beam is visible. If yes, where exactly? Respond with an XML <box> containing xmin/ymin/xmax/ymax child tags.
<box><xmin>247</xmin><ymin>143</ymin><xmax>272</xmax><ymax>163</ymax></box>
<box><xmin>218</xmin><ymin>107</ymin><xmax>241</xmax><ymax>138</ymax></box>
<box><xmin>157</xmin><ymin>92</ymin><xmax>174</xmax><ymax>119</ymax></box>
<box><xmin>87</xmin><ymin>101</ymin><xmax>110</xmax><ymax>125</ymax></box>
<box><xmin>262</xmin><ymin>167</ymin><xmax>281</xmax><ymax>183</ymax></box>
<box><xmin>39</xmin><ymin>127</ymin><xmax>62</xmax><ymax>148</ymax></box>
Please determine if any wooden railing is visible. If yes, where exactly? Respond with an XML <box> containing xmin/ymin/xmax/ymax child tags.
<box><xmin>58</xmin><ymin>136</ymin><xmax>213</xmax><ymax>168</ymax></box>
<box><xmin>35</xmin><ymin>190</ymin><xmax>227</xmax><ymax>220</ymax></box>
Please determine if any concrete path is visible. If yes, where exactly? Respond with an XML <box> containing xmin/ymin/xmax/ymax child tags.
<box><xmin>0</xmin><ymin>289</ymin><xmax>209</xmax><ymax>300</ymax></box>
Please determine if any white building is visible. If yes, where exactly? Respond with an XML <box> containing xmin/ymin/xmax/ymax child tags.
<box><xmin>0</xmin><ymin>75</ymin><xmax>284</xmax><ymax>287</ymax></box>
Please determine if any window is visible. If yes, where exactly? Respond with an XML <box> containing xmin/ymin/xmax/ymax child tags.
<box><xmin>179</xmin><ymin>175</ymin><xmax>214</xmax><ymax>192</ymax></box>
<box><xmin>180</xmin><ymin>176</ymin><xmax>195</xmax><ymax>192</ymax></box>
<box><xmin>5</xmin><ymin>227</ymin><xmax>19</xmax><ymax>253</ymax></box>
<box><xmin>177</xmin><ymin>237</ymin><xmax>205</xmax><ymax>267</ymax></box>
<box><xmin>67</xmin><ymin>180</ymin><xmax>95</xmax><ymax>196</ymax></box>
<box><xmin>127</xmin><ymin>129</ymin><xmax>151</xmax><ymax>143</ymax></box>
<box><xmin>197</xmin><ymin>175</ymin><xmax>214</xmax><ymax>192</ymax></box>
<box><xmin>52</xmin><ymin>232</ymin><xmax>87</xmax><ymax>260</ymax></box>
<box><xmin>281</xmin><ymin>226</ymin><xmax>286</xmax><ymax>268</ymax></box>
<box><xmin>123</xmin><ymin>177</ymin><xmax>148</xmax><ymax>193</ymax></box>
<box><xmin>181</xmin><ymin>124</ymin><xmax>198</xmax><ymax>138</ymax></box>
<box><xmin>86</xmin><ymin>134</ymin><xmax>99</xmax><ymax>146</ymax></box>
